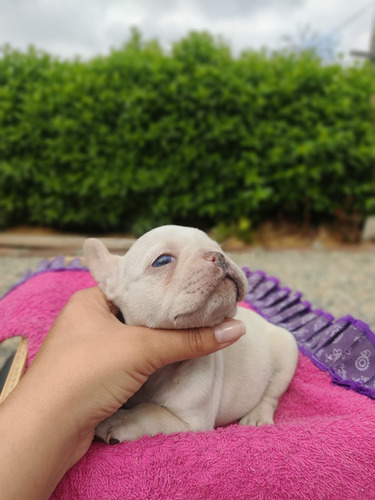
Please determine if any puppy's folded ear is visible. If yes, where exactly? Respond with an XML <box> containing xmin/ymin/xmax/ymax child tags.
<box><xmin>83</xmin><ymin>238</ymin><xmax>121</xmax><ymax>298</ymax></box>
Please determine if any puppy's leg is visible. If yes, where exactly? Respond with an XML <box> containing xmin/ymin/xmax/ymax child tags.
<box><xmin>95</xmin><ymin>403</ymin><xmax>192</xmax><ymax>444</ymax></box>
<box><xmin>240</xmin><ymin>329</ymin><xmax>298</xmax><ymax>427</ymax></box>
<box><xmin>239</xmin><ymin>377</ymin><xmax>282</xmax><ymax>426</ymax></box>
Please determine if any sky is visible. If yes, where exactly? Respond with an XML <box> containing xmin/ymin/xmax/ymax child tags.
<box><xmin>0</xmin><ymin>0</ymin><xmax>373</xmax><ymax>62</ymax></box>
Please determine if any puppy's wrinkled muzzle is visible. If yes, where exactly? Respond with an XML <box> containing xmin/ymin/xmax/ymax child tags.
<box><xmin>203</xmin><ymin>250</ymin><xmax>246</xmax><ymax>303</ymax></box>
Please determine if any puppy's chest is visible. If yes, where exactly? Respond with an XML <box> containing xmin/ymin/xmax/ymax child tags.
<box><xmin>122</xmin><ymin>361</ymin><xmax>192</xmax><ymax>409</ymax></box>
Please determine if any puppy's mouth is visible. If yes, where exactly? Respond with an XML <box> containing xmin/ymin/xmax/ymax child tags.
<box><xmin>224</xmin><ymin>273</ymin><xmax>241</xmax><ymax>301</ymax></box>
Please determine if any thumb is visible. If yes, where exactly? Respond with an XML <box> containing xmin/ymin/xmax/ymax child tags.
<box><xmin>147</xmin><ymin>319</ymin><xmax>246</xmax><ymax>368</ymax></box>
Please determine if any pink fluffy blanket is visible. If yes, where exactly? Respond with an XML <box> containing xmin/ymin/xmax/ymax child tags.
<box><xmin>1</xmin><ymin>261</ymin><xmax>375</xmax><ymax>499</ymax></box>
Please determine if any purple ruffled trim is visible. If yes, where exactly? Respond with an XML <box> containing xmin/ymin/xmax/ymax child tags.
<box><xmin>242</xmin><ymin>267</ymin><xmax>375</xmax><ymax>400</ymax></box>
<box><xmin>1</xmin><ymin>256</ymin><xmax>89</xmax><ymax>300</ymax></box>
<box><xmin>2</xmin><ymin>258</ymin><xmax>375</xmax><ymax>400</ymax></box>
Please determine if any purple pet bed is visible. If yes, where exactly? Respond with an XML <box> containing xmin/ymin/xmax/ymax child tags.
<box><xmin>1</xmin><ymin>258</ymin><xmax>375</xmax><ymax>499</ymax></box>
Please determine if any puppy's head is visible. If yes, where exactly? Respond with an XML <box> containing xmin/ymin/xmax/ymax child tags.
<box><xmin>84</xmin><ymin>225</ymin><xmax>248</xmax><ymax>328</ymax></box>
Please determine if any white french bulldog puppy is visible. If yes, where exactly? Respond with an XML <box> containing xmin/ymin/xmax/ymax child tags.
<box><xmin>84</xmin><ymin>225</ymin><xmax>298</xmax><ymax>444</ymax></box>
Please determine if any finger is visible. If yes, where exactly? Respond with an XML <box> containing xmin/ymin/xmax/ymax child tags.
<box><xmin>144</xmin><ymin>319</ymin><xmax>246</xmax><ymax>369</ymax></box>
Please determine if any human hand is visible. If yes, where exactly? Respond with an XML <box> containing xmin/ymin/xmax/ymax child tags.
<box><xmin>26</xmin><ymin>287</ymin><xmax>246</xmax><ymax>459</ymax></box>
<box><xmin>0</xmin><ymin>286</ymin><xmax>245</xmax><ymax>499</ymax></box>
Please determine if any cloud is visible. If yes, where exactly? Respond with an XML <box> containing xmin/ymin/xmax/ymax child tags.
<box><xmin>0</xmin><ymin>0</ymin><xmax>108</xmax><ymax>57</ymax></box>
<box><xmin>105</xmin><ymin>0</ymin><xmax>308</xmax><ymax>56</ymax></box>
<box><xmin>194</xmin><ymin>0</ymin><xmax>306</xmax><ymax>19</ymax></box>
<box><xmin>0</xmin><ymin>0</ymin><xmax>371</xmax><ymax>60</ymax></box>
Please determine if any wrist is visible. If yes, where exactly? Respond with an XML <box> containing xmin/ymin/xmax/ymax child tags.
<box><xmin>0</xmin><ymin>368</ymin><xmax>93</xmax><ymax>499</ymax></box>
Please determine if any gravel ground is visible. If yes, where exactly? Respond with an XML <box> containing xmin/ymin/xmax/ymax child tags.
<box><xmin>1</xmin><ymin>248</ymin><xmax>375</xmax><ymax>370</ymax></box>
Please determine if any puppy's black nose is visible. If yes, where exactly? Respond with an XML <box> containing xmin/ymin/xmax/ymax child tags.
<box><xmin>204</xmin><ymin>251</ymin><xmax>228</xmax><ymax>271</ymax></box>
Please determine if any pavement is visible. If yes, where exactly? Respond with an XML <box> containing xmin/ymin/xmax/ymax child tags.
<box><xmin>1</xmin><ymin>232</ymin><xmax>375</xmax><ymax>371</ymax></box>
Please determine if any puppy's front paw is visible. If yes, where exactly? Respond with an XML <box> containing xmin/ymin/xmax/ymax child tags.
<box><xmin>239</xmin><ymin>398</ymin><xmax>276</xmax><ymax>427</ymax></box>
<box><xmin>239</xmin><ymin>409</ymin><xmax>274</xmax><ymax>427</ymax></box>
<box><xmin>95</xmin><ymin>409</ymin><xmax>144</xmax><ymax>444</ymax></box>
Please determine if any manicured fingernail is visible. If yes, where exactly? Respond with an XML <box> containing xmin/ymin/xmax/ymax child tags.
<box><xmin>214</xmin><ymin>319</ymin><xmax>246</xmax><ymax>344</ymax></box>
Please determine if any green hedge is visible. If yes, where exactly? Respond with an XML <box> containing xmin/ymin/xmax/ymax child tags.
<box><xmin>0</xmin><ymin>30</ymin><xmax>374</xmax><ymax>234</ymax></box>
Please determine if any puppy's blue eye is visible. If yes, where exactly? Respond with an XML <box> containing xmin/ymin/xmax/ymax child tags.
<box><xmin>152</xmin><ymin>254</ymin><xmax>176</xmax><ymax>267</ymax></box>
